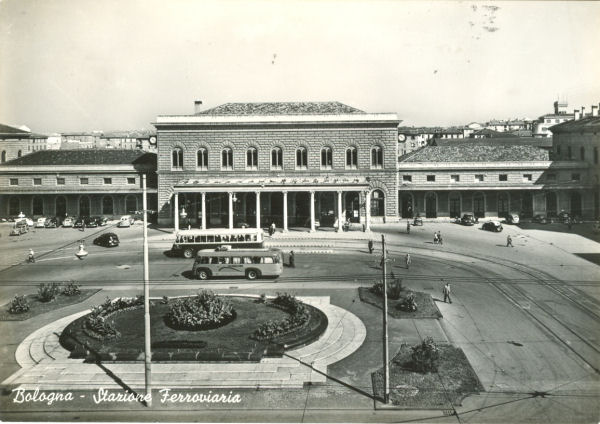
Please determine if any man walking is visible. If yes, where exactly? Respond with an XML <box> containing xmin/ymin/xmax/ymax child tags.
<box><xmin>368</xmin><ymin>240</ymin><xmax>374</xmax><ymax>254</ymax></box>
<box><xmin>289</xmin><ymin>250</ymin><xmax>295</xmax><ymax>268</ymax></box>
<box><xmin>405</xmin><ymin>253</ymin><xmax>411</xmax><ymax>269</ymax></box>
<box><xmin>443</xmin><ymin>282</ymin><xmax>452</xmax><ymax>303</ymax></box>
<box><xmin>506</xmin><ymin>235</ymin><xmax>513</xmax><ymax>247</ymax></box>
<box><xmin>406</xmin><ymin>220</ymin><xmax>411</xmax><ymax>234</ymax></box>
<box><xmin>27</xmin><ymin>248</ymin><xmax>35</xmax><ymax>263</ymax></box>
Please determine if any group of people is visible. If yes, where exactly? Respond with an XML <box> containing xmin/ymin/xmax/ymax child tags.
<box><xmin>433</xmin><ymin>231</ymin><xmax>443</xmax><ymax>245</ymax></box>
<box><xmin>268</xmin><ymin>222</ymin><xmax>277</xmax><ymax>236</ymax></box>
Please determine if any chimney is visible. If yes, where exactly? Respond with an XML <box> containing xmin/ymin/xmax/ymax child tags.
<box><xmin>581</xmin><ymin>106</ymin><xmax>585</xmax><ymax>118</ymax></box>
<box><xmin>574</xmin><ymin>110</ymin><xmax>580</xmax><ymax>120</ymax></box>
<box><xmin>553</xmin><ymin>101</ymin><xmax>559</xmax><ymax>115</ymax></box>
<box><xmin>592</xmin><ymin>105</ymin><xmax>599</xmax><ymax>117</ymax></box>
<box><xmin>194</xmin><ymin>100</ymin><xmax>203</xmax><ymax>114</ymax></box>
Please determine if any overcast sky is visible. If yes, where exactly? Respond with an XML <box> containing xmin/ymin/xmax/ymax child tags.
<box><xmin>1</xmin><ymin>0</ymin><xmax>599</xmax><ymax>133</ymax></box>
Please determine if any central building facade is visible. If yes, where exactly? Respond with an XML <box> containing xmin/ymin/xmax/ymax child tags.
<box><xmin>154</xmin><ymin>102</ymin><xmax>400</xmax><ymax>231</ymax></box>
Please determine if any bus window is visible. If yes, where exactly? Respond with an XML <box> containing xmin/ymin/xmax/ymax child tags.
<box><xmin>218</xmin><ymin>257</ymin><xmax>230</xmax><ymax>264</ymax></box>
<box><xmin>262</xmin><ymin>257</ymin><xmax>274</xmax><ymax>264</ymax></box>
<box><xmin>195</xmin><ymin>236</ymin><xmax>201</xmax><ymax>242</ymax></box>
<box><xmin>252</xmin><ymin>235</ymin><xmax>257</xmax><ymax>241</ymax></box>
<box><xmin>252</xmin><ymin>257</ymin><xmax>261</xmax><ymax>264</ymax></box>
<box><xmin>223</xmin><ymin>235</ymin><xmax>230</xmax><ymax>242</ymax></box>
<box><xmin>207</xmin><ymin>235</ymin><xmax>214</xmax><ymax>243</ymax></box>
<box><xmin>245</xmin><ymin>235</ymin><xmax>251</xmax><ymax>241</ymax></box>
<box><xmin>272</xmin><ymin>255</ymin><xmax>280</xmax><ymax>263</ymax></box>
<box><xmin>210</xmin><ymin>257</ymin><xmax>219</xmax><ymax>264</ymax></box>
<box><xmin>216</xmin><ymin>235</ymin><xmax>222</xmax><ymax>242</ymax></box>
<box><xmin>232</xmin><ymin>257</ymin><xmax>241</xmax><ymax>264</ymax></box>
<box><xmin>243</xmin><ymin>257</ymin><xmax>252</xmax><ymax>264</ymax></box>
<box><xmin>199</xmin><ymin>257</ymin><xmax>210</xmax><ymax>264</ymax></box>
<box><xmin>200</xmin><ymin>235</ymin><xmax>206</xmax><ymax>242</ymax></box>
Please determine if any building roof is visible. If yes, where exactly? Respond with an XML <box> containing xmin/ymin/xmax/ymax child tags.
<box><xmin>400</xmin><ymin>145</ymin><xmax>549</xmax><ymax>163</ymax></box>
<box><xmin>470</xmin><ymin>128</ymin><xmax>515</xmax><ymax>138</ymax></box>
<box><xmin>196</xmin><ymin>102</ymin><xmax>365</xmax><ymax>116</ymax></box>
<box><xmin>0</xmin><ymin>149</ymin><xmax>156</xmax><ymax>166</ymax></box>
<box><xmin>550</xmin><ymin>116</ymin><xmax>600</xmax><ymax>134</ymax></box>
<box><xmin>0</xmin><ymin>123</ymin><xmax>47</xmax><ymax>139</ymax></box>
<box><xmin>430</xmin><ymin>137</ymin><xmax>553</xmax><ymax>148</ymax></box>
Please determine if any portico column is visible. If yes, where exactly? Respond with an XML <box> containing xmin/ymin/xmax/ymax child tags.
<box><xmin>228</xmin><ymin>192</ymin><xmax>234</xmax><ymax>229</ymax></box>
<box><xmin>365</xmin><ymin>190</ymin><xmax>371</xmax><ymax>231</ymax></box>
<box><xmin>201</xmin><ymin>192</ymin><xmax>206</xmax><ymax>230</ymax></box>
<box><xmin>283</xmin><ymin>191</ymin><xmax>288</xmax><ymax>232</ymax></box>
<box><xmin>255</xmin><ymin>191</ymin><xmax>261</xmax><ymax>229</ymax></box>
<box><xmin>173</xmin><ymin>192</ymin><xmax>179</xmax><ymax>233</ymax></box>
<box><xmin>310</xmin><ymin>191</ymin><xmax>316</xmax><ymax>232</ymax></box>
<box><xmin>337</xmin><ymin>191</ymin><xmax>343</xmax><ymax>231</ymax></box>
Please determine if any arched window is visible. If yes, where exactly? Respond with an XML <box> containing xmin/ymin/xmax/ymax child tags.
<box><xmin>321</xmin><ymin>147</ymin><xmax>332</xmax><ymax>169</ymax></box>
<box><xmin>346</xmin><ymin>147</ymin><xmax>357</xmax><ymax>168</ymax></box>
<box><xmin>474</xmin><ymin>192</ymin><xmax>485</xmax><ymax>218</ymax></box>
<box><xmin>32</xmin><ymin>196</ymin><xmax>44</xmax><ymax>216</ymax></box>
<box><xmin>126</xmin><ymin>195</ymin><xmax>137</xmax><ymax>213</ymax></box>
<box><xmin>296</xmin><ymin>147</ymin><xmax>307</xmax><ymax>169</ymax></box>
<box><xmin>371</xmin><ymin>146</ymin><xmax>383</xmax><ymax>168</ymax></box>
<box><xmin>221</xmin><ymin>147</ymin><xmax>233</xmax><ymax>170</ymax></box>
<box><xmin>370</xmin><ymin>190</ymin><xmax>385</xmax><ymax>217</ymax></box>
<box><xmin>271</xmin><ymin>147</ymin><xmax>283</xmax><ymax>169</ymax></box>
<box><xmin>55</xmin><ymin>196</ymin><xmax>67</xmax><ymax>217</ymax></box>
<box><xmin>196</xmin><ymin>148</ymin><xmax>208</xmax><ymax>170</ymax></box>
<box><xmin>102</xmin><ymin>196</ymin><xmax>114</xmax><ymax>215</ymax></box>
<box><xmin>17</xmin><ymin>150</ymin><xmax>22</xmax><ymax>158</ymax></box>
<box><xmin>580</xmin><ymin>146</ymin><xmax>585</xmax><ymax>161</ymax></box>
<box><xmin>546</xmin><ymin>192</ymin><xmax>557</xmax><ymax>217</ymax></box>
<box><xmin>9</xmin><ymin>197</ymin><xmax>20</xmax><ymax>216</ymax></box>
<box><xmin>79</xmin><ymin>195</ymin><xmax>90</xmax><ymax>216</ymax></box>
<box><xmin>1</xmin><ymin>151</ymin><xmax>5</xmax><ymax>163</ymax></box>
<box><xmin>246</xmin><ymin>147</ymin><xmax>258</xmax><ymax>169</ymax></box>
<box><xmin>171</xmin><ymin>147</ymin><xmax>183</xmax><ymax>169</ymax></box>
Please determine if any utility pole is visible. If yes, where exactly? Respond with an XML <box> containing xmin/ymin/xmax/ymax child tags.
<box><xmin>381</xmin><ymin>234</ymin><xmax>390</xmax><ymax>404</ymax></box>
<box><xmin>143</xmin><ymin>174</ymin><xmax>152</xmax><ymax>406</ymax></box>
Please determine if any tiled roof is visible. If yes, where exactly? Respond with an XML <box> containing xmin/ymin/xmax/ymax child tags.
<box><xmin>1</xmin><ymin>149</ymin><xmax>156</xmax><ymax>166</ymax></box>
<box><xmin>196</xmin><ymin>102</ymin><xmax>365</xmax><ymax>115</ymax></box>
<box><xmin>431</xmin><ymin>137</ymin><xmax>552</xmax><ymax>148</ymax></box>
<box><xmin>550</xmin><ymin>116</ymin><xmax>600</xmax><ymax>134</ymax></box>
<box><xmin>0</xmin><ymin>123</ymin><xmax>30</xmax><ymax>135</ymax></box>
<box><xmin>400</xmin><ymin>145</ymin><xmax>549</xmax><ymax>163</ymax></box>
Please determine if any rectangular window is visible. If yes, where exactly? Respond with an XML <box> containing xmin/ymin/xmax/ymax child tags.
<box><xmin>33</xmin><ymin>178</ymin><xmax>42</xmax><ymax>185</ymax></box>
<box><xmin>426</xmin><ymin>175</ymin><xmax>435</xmax><ymax>182</ymax></box>
<box><xmin>9</xmin><ymin>178</ymin><xmax>18</xmax><ymax>186</ymax></box>
<box><xmin>475</xmin><ymin>174</ymin><xmax>484</xmax><ymax>182</ymax></box>
<box><xmin>499</xmin><ymin>174</ymin><xmax>508</xmax><ymax>181</ymax></box>
<box><xmin>56</xmin><ymin>177</ymin><xmax>65</xmax><ymax>185</ymax></box>
<box><xmin>104</xmin><ymin>178</ymin><xmax>112</xmax><ymax>185</ymax></box>
<box><xmin>80</xmin><ymin>177</ymin><xmax>89</xmax><ymax>185</ymax></box>
<box><xmin>450</xmin><ymin>174</ymin><xmax>459</xmax><ymax>183</ymax></box>
<box><xmin>127</xmin><ymin>177</ymin><xmax>136</xmax><ymax>185</ymax></box>
<box><xmin>523</xmin><ymin>174</ymin><xmax>533</xmax><ymax>182</ymax></box>
<box><xmin>571</xmin><ymin>173</ymin><xmax>580</xmax><ymax>181</ymax></box>
<box><xmin>402</xmin><ymin>175</ymin><xmax>412</xmax><ymax>182</ymax></box>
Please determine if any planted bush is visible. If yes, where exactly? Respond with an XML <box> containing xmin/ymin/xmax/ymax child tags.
<box><xmin>253</xmin><ymin>293</ymin><xmax>310</xmax><ymax>340</ymax></box>
<box><xmin>85</xmin><ymin>315</ymin><xmax>120</xmax><ymax>340</ymax></box>
<box><xmin>410</xmin><ymin>336</ymin><xmax>439</xmax><ymax>373</ymax></box>
<box><xmin>399</xmin><ymin>292</ymin><xmax>418</xmax><ymax>312</ymax></box>
<box><xmin>83</xmin><ymin>296</ymin><xmax>144</xmax><ymax>340</ymax></box>
<box><xmin>62</xmin><ymin>281</ymin><xmax>81</xmax><ymax>296</ymax></box>
<box><xmin>37</xmin><ymin>283</ymin><xmax>61</xmax><ymax>302</ymax></box>
<box><xmin>370</xmin><ymin>279</ymin><xmax>403</xmax><ymax>300</ymax></box>
<box><xmin>8</xmin><ymin>295</ymin><xmax>30</xmax><ymax>314</ymax></box>
<box><xmin>165</xmin><ymin>290</ymin><xmax>234</xmax><ymax>331</ymax></box>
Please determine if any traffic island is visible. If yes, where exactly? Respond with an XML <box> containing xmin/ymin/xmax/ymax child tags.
<box><xmin>358</xmin><ymin>286</ymin><xmax>442</xmax><ymax>319</ymax></box>
<box><xmin>372</xmin><ymin>342</ymin><xmax>483</xmax><ymax>409</ymax></box>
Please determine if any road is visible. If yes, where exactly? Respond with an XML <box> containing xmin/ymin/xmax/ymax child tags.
<box><xmin>0</xmin><ymin>221</ymin><xmax>598</xmax><ymax>423</ymax></box>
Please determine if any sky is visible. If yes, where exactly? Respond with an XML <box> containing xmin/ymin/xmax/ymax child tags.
<box><xmin>0</xmin><ymin>0</ymin><xmax>599</xmax><ymax>133</ymax></box>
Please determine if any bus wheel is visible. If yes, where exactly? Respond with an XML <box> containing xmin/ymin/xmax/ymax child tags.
<box><xmin>246</xmin><ymin>269</ymin><xmax>259</xmax><ymax>280</ymax></box>
<box><xmin>183</xmin><ymin>248</ymin><xmax>194</xmax><ymax>259</ymax></box>
<box><xmin>197</xmin><ymin>269</ymin><xmax>210</xmax><ymax>280</ymax></box>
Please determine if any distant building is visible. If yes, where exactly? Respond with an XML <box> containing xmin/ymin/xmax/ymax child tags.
<box><xmin>0</xmin><ymin>123</ymin><xmax>48</xmax><ymax>163</ymax></box>
<box><xmin>59</xmin><ymin>130</ymin><xmax>157</xmax><ymax>152</ymax></box>
<box><xmin>485</xmin><ymin>119</ymin><xmax>532</xmax><ymax>133</ymax></box>
<box><xmin>60</xmin><ymin>132</ymin><xmax>100</xmax><ymax>149</ymax></box>
<box><xmin>533</xmin><ymin>100</ymin><xmax>580</xmax><ymax>138</ymax></box>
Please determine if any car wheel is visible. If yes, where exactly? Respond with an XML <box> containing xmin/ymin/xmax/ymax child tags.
<box><xmin>246</xmin><ymin>269</ymin><xmax>259</xmax><ymax>280</ymax></box>
<box><xmin>183</xmin><ymin>248</ymin><xmax>194</xmax><ymax>259</ymax></box>
<box><xmin>196</xmin><ymin>269</ymin><xmax>209</xmax><ymax>280</ymax></box>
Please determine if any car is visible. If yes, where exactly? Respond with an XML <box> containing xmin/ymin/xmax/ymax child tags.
<box><xmin>35</xmin><ymin>217</ymin><xmax>47</xmax><ymax>228</ymax></box>
<box><xmin>413</xmin><ymin>215</ymin><xmax>423</xmax><ymax>226</ymax></box>
<box><xmin>532</xmin><ymin>214</ymin><xmax>547</xmax><ymax>224</ymax></box>
<box><xmin>10</xmin><ymin>221</ymin><xmax>29</xmax><ymax>236</ymax></box>
<box><xmin>117</xmin><ymin>215</ymin><xmax>132</xmax><ymax>227</ymax></box>
<box><xmin>93</xmin><ymin>232</ymin><xmax>120</xmax><ymax>247</ymax></box>
<box><xmin>62</xmin><ymin>217</ymin><xmax>74</xmax><ymax>227</ymax></box>
<box><xmin>92</xmin><ymin>216</ymin><xmax>109</xmax><ymax>226</ymax></box>
<box><xmin>45</xmin><ymin>217</ymin><xmax>58</xmax><ymax>228</ymax></box>
<box><xmin>85</xmin><ymin>217</ymin><xmax>98</xmax><ymax>228</ymax></box>
<box><xmin>482</xmin><ymin>221</ymin><xmax>503</xmax><ymax>232</ymax></box>
<box><xmin>506</xmin><ymin>214</ymin><xmax>520</xmax><ymax>224</ymax></box>
<box><xmin>557</xmin><ymin>211</ymin><xmax>571</xmax><ymax>223</ymax></box>
<box><xmin>16</xmin><ymin>216</ymin><xmax>34</xmax><ymax>227</ymax></box>
<box><xmin>460</xmin><ymin>214</ymin><xmax>476</xmax><ymax>226</ymax></box>
<box><xmin>73</xmin><ymin>217</ymin><xmax>85</xmax><ymax>228</ymax></box>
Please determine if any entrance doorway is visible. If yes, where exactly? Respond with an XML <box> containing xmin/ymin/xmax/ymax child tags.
<box><xmin>570</xmin><ymin>192</ymin><xmax>582</xmax><ymax>217</ymax></box>
<box><xmin>498</xmin><ymin>192</ymin><xmax>509</xmax><ymax>218</ymax></box>
<box><xmin>400</xmin><ymin>193</ymin><xmax>414</xmax><ymax>218</ymax></box>
<box><xmin>474</xmin><ymin>192</ymin><xmax>485</xmax><ymax>218</ymax></box>
<box><xmin>56</xmin><ymin>196</ymin><xmax>67</xmax><ymax>217</ymax></box>
<box><xmin>425</xmin><ymin>192</ymin><xmax>437</xmax><ymax>218</ymax></box>
<box><xmin>546</xmin><ymin>192</ymin><xmax>557</xmax><ymax>217</ymax></box>
<box><xmin>79</xmin><ymin>196</ymin><xmax>91</xmax><ymax>216</ymax></box>
<box><xmin>449</xmin><ymin>193</ymin><xmax>461</xmax><ymax>218</ymax></box>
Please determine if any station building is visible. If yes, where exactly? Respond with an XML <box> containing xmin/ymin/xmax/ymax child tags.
<box><xmin>154</xmin><ymin>102</ymin><xmax>400</xmax><ymax>231</ymax></box>
<box><xmin>0</xmin><ymin>150</ymin><xmax>157</xmax><ymax>219</ymax></box>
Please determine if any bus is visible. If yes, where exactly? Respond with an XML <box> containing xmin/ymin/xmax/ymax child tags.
<box><xmin>192</xmin><ymin>248</ymin><xmax>283</xmax><ymax>280</ymax></box>
<box><xmin>171</xmin><ymin>228</ymin><xmax>264</xmax><ymax>258</ymax></box>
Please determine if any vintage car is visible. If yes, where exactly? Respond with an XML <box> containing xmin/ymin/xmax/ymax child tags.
<box><xmin>460</xmin><ymin>214</ymin><xmax>476</xmax><ymax>226</ymax></box>
<box><xmin>62</xmin><ymin>217</ymin><xmax>74</xmax><ymax>228</ymax></box>
<box><xmin>482</xmin><ymin>221</ymin><xmax>503</xmax><ymax>232</ymax></box>
<box><xmin>506</xmin><ymin>214</ymin><xmax>520</xmax><ymax>224</ymax></box>
<box><xmin>93</xmin><ymin>232</ymin><xmax>120</xmax><ymax>247</ymax></box>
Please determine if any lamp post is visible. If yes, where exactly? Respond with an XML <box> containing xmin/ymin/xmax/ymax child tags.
<box><xmin>381</xmin><ymin>234</ymin><xmax>390</xmax><ymax>404</ymax></box>
<box><xmin>142</xmin><ymin>174</ymin><xmax>152</xmax><ymax>406</ymax></box>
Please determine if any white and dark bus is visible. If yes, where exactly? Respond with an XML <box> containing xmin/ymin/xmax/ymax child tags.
<box><xmin>171</xmin><ymin>228</ymin><xmax>264</xmax><ymax>258</ymax></box>
<box><xmin>192</xmin><ymin>248</ymin><xmax>283</xmax><ymax>280</ymax></box>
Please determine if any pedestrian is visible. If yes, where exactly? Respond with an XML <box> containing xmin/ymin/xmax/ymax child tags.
<box><xmin>443</xmin><ymin>282</ymin><xmax>452</xmax><ymax>303</ymax></box>
<box><xmin>27</xmin><ymin>248</ymin><xmax>35</xmax><ymax>263</ymax></box>
<box><xmin>438</xmin><ymin>231</ymin><xmax>443</xmax><ymax>246</ymax></box>
<box><xmin>405</xmin><ymin>253</ymin><xmax>411</xmax><ymax>269</ymax></box>
<box><xmin>406</xmin><ymin>220</ymin><xmax>411</xmax><ymax>234</ymax></box>
<box><xmin>433</xmin><ymin>232</ymin><xmax>438</xmax><ymax>244</ymax></box>
<box><xmin>506</xmin><ymin>235</ymin><xmax>513</xmax><ymax>247</ymax></box>
<box><xmin>270</xmin><ymin>222</ymin><xmax>276</xmax><ymax>236</ymax></box>
<box><xmin>567</xmin><ymin>218</ymin><xmax>572</xmax><ymax>231</ymax></box>
<box><xmin>289</xmin><ymin>250</ymin><xmax>295</xmax><ymax>268</ymax></box>
<box><xmin>81</xmin><ymin>220</ymin><xmax>85</xmax><ymax>232</ymax></box>
<box><xmin>368</xmin><ymin>240</ymin><xmax>374</xmax><ymax>254</ymax></box>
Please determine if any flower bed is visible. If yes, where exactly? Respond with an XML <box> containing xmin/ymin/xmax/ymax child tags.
<box><xmin>358</xmin><ymin>287</ymin><xmax>442</xmax><ymax>319</ymax></box>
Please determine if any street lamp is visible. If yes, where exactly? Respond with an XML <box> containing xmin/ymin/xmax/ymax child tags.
<box><xmin>142</xmin><ymin>174</ymin><xmax>152</xmax><ymax>406</ymax></box>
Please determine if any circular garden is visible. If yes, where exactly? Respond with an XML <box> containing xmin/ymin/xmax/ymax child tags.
<box><xmin>59</xmin><ymin>291</ymin><xmax>328</xmax><ymax>362</ymax></box>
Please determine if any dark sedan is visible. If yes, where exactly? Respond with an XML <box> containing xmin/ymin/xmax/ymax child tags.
<box><xmin>460</xmin><ymin>214</ymin><xmax>476</xmax><ymax>226</ymax></box>
<box><xmin>93</xmin><ymin>232</ymin><xmax>120</xmax><ymax>247</ymax></box>
<box><xmin>92</xmin><ymin>216</ymin><xmax>109</xmax><ymax>226</ymax></box>
<box><xmin>85</xmin><ymin>217</ymin><xmax>98</xmax><ymax>228</ymax></box>
<box><xmin>44</xmin><ymin>217</ymin><xmax>58</xmax><ymax>228</ymax></box>
<box><xmin>482</xmin><ymin>221</ymin><xmax>503</xmax><ymax>232</ymax></box>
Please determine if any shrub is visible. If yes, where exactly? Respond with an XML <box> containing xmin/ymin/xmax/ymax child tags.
<box><xmin>253</xmin><ymin>293</ymin><xmax>310</xmax><ymax>340</ymax></box>
<box><xmin>8</xmin><ymin>295</ymin><xmax>30</xmax><ymax>314</ymax></box>
<box><xmin>37</xmin><ymin>283</ymin><xmax>61</xmax><ymax>302</ymax></box>
<box><xmin>62</xmin><ymin>281</ymin><xmax>81</xmax><ymax>296</ymax></box>
<box><xmin>256</xmin><ymin>293</ymin><xmax>267</xmax><ymax>304</ymax></box>
<box><xmin>398</xmin><ymin>292</ymin><xmax>418</xmax><ymax>312</ymax></box>
<box><xmin>370</xmin><ymin>280</ymin><xmax>403</xmax><ymax>299</ymax></box>
<box><xmin>83</xmin><ymin>296</ymin><xmax>144</xmax><ymax>340</ymax></box>
<box><xmin>165</xmin><ymin>290</ymin><xmax>234</xmax><ymax>330</ymax></box>
<box><xmin>85</xmin><ymin>315</ymin><xmax>120</xmax><ymax>339</ymax></box>
<box><xmin>411</xmin><ymin>336</ymin><xmax>439</xmax><ymax>373</ymax></box>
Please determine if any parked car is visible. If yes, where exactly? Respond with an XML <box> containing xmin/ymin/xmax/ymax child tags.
<box><xmin>557</xmin><ymin>211</ymin><xmax>571</xmax><ymax>223</ymax></box>
<box><xmin>45</xmin><ymin>217</ymin><xmax>58</xmax><ymax>228</ymax></box>
<box><xmin>413</xmin><ymin>215</ymin><xmax>423</xmax><ymax>226</ymax></box>
<box><xmin>118</xmin><ymin>215</ymin><xmax>133</xmax><ymax>227</ymax></box>
<box><xmin>506</xmin><ymin>214</ymin><xmax>520</xmax><ymax>224</ymax></box>
<box><xmin>35</xmin><ymin>217</ymin><xmax>47</xmax><ymax>228</ymax></box>
<box><xmin>10</xmin><ymin>221</ymin><xmax>29</xmax><ymax>236</ymax></box>
<box><xmin>482</xmin><ymin>221</ymin><xmax>503</xmax><ymax>232</ymax></box>
<box><xmin>73</xmin><ymin>217</ymin><xmax>85</xmax><ymax>228</ymax></box>
<box><xmin>62</xmin><ymin>217</ymin><xmax>74</xmax><ymax>228</ymax></box>
<box><xmin>85</xmin><ymin>217</ymin><xmax>98</xmax><ymax>228</ymax></box>
<box><xmin>16</xmin><ymin>217</ymin><xmax>34</xmax><ymax>227</ymax></box>
<box><xmin>532</xmin><ymin>214</ymin><xmax>547</xmax><ymax>224</ymax></box>
<box><xmin>92</xmin><ymin>216</ymin><xmax>109</xmax><ymax>226</ymax></box>
<box><xmin>460</xmin><ymin>214</ymin><xmax>476</xmax><ymax>226</ymax></box>
<box><xmin>93</xmin><ymin>232</ymin><xmax>120</xmax><ymax>247</ymax></box>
